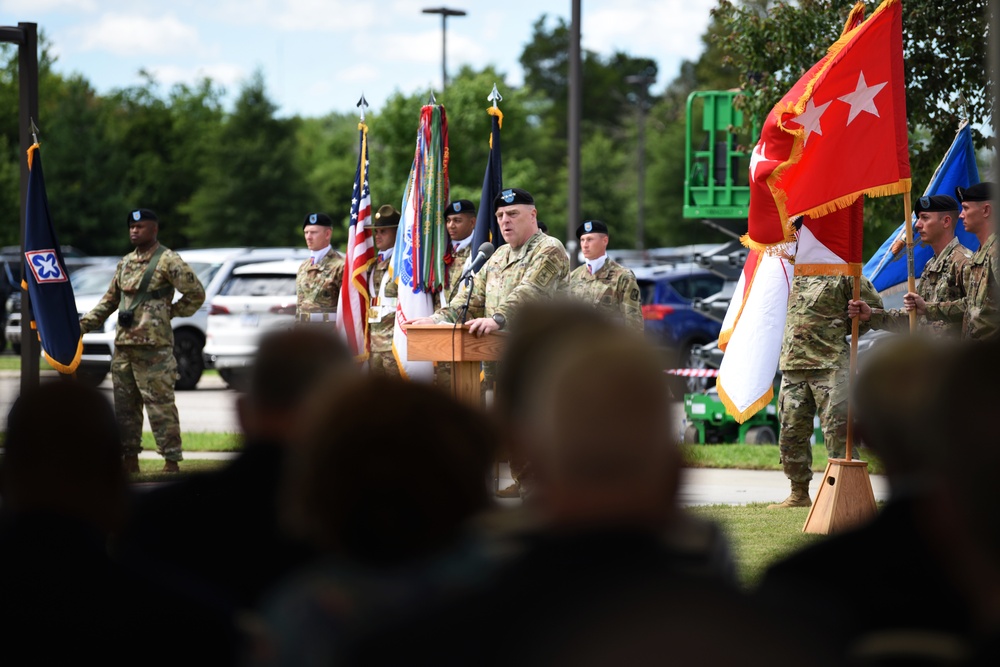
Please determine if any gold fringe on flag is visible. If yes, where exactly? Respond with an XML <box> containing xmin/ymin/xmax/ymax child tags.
<box><xmin>717</xmin><ymin>380</ymin><xmax>775</xmax><ymax>425</ymax></box>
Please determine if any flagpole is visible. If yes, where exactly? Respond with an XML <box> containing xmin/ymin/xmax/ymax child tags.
<box><xmin>903</xmin><ymin>192</ymin><xmax>917</xmax><ymax>332</ymax></box>
<box><xmin>846</xmin><ymin>265</ymin><xmax>861</xmax><ymax>462</ymax></box>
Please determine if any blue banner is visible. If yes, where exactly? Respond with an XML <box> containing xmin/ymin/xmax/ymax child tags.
<box><xmin>471</xmin><ymin>108</ymin><xmax>503</xmax><ymax>252</ymax></box>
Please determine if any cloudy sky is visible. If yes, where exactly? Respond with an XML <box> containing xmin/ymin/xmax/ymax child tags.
<box><xmin>6</xmin><ymin>0</ymin><xmax>719</xmax><ymax>117</ymax></box>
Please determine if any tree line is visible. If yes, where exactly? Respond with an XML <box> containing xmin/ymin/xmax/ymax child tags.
<box><xmin>0</xmin><ymin>1</ymin><xmax>990</xmax><ymax>258</ymax></box>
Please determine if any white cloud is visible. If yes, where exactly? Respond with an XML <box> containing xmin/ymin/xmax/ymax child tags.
<box><xmin>335</xmin><ymin>63</ymin><xmax>380</xmax><ymax>85</ymax></box>
<box><xmin>144</xmin><ymin>63</ymin><xmax>246</xmax><ymax>89</ymax></box>
<box><xmin>210</xmin><ymin>0</ymin><xmax>378</xmax><ymax>32</ymax></box>
<box><xmin>74</xmin><ymin>13</ymin><xmax>201</xmax><ymax>56</ymax></box>
<box><xmin>585</xmin><ymin>0</ymin><xmax>716</xmax><ymax>64</ymax></box>
<box><xmin>0</xmin><ymin>0</ymin><xmax>96</xmax><ymax>11</ymax></box>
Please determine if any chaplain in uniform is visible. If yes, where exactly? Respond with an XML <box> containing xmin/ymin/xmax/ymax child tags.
<box><xmin>849</xmin><ymin>194</ymin><xmax>971</xmax><ymax>336</ymax></box>
<box><xmin>906</xmin><ymin>182</ymin><xmax>999</xmax><ymax>341</ymax></box>
<box><xmin>80</xmin><ymin>209</ymin><xmax>205</xmax><ymax>473</ymax></box>
<box><xmin>296</xmin><ymin>212</ymin><xmax>345</xmax><ymax>325</ymax></box>
<box><xmin>568</xmin><ymin>219</ymin><xmax>643</xmax><ymax>332</ymax></box>
<box><xmin>368</xmin><ymin>205</ymin><xmax>401</xmax><ymax>376</ymax></box>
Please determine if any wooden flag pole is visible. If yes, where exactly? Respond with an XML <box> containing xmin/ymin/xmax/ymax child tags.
<box><xmin>903</xmin><ymin>194</ymin><xmax>917</xmax><ymax>332</ymax></box>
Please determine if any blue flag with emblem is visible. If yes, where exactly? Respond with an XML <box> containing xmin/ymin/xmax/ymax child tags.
<box><xmin>471</xmin><ymin>101</ymin><xmax>504</xmax><ymax>252</ymax></box>
<box><xmin>863</xmin><ymin>122</ymin><xmax>980</xmax><ymax>295</ymax></box>
<box><xmin>24</xmin><ymin>143</ymin><xmax>82</xmax><ymax>373</ymax></box>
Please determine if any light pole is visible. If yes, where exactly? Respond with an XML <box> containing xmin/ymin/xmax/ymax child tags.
<box><xmin>625</xmin><ymin>69</ymin><xmax>656</xmax><ymax>251</ymax></box>
<box><xmin>567</xmin><ymin>0</ymin><xmax>581</xmax><ymax>268</ymax></box>
<box><xmin>422</xmin><ymin>6</ymin><xmax>467</xmax><ymax>93</ymax></box>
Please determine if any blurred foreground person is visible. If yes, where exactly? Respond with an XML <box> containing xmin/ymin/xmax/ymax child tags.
<box><xmin>246</xmin><ymin>376</ymin><xmax>499</xmax><ymax>666</ymax></box>
<box><xmin>342</xmin><ymin>309</ymin><xmax>808</xmax><ymax>667</ymax></box>
<box><xmin>119</xmin><ymin>328</ymin><xmax>355</xmax><ymax>612</ymax></box>
<box><xmin>758</xmin><ymin>337</ymin><xmax>980</xmax><ymax>665</ymax></box>
<box><xmin>0</xmin><ymin>381</ymin><xmax>235</xmax><ymax>664</ymax></box>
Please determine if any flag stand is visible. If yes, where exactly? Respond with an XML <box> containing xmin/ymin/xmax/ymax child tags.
<box><xmin>802</xmin><ymin>265</ymin><xmax>878</xmax><ymax>534</ymax></box>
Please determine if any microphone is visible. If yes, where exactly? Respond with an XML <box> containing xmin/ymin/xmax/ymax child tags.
<box><xmin>459</xmin><ymin>242</ymin><xmax>495</xmax><ymax>282</ymax></box>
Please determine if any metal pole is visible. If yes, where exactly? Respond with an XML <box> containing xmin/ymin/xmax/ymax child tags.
<box><xmin>567</xmin><ymin>0</ymin><xmax>581</xmax><ymax>268</ymax></box>
<box><xmin>18</xmin><ymin>23</ymin><xmax>40</xmax><ymax>392</ymax></box>
<box><xmin>441</xmin><ymin>13</ymin><xmax>447</xmax><ymax>91</ymax></box>
<box><xmin>636</xmin><ymin>101</ymin><xmax>646</xmax><ymax>250</ymax></box>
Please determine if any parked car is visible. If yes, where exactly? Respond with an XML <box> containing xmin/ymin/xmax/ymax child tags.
<box><xmin>202</xmin><ymin>259</ymin><xmax>301</xmax><ymax>390</ymax></box>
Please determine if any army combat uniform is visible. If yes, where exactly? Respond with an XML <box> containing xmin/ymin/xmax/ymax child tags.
<box><xmin>924</xmin><ymin>233</ymin><xmax>999</xmax><ymax>340</ymax></box>
<box><xmin>434</xmin><ymin>239</ymin><xmax>473</xmax><ymax>391</ymax></box>
<box><xmin>869</xmin><ymin>236</ymin><xmax>972</xmax><ymax>336</ymax></box>
<box><xmin>569</xmin><ymin>258</ymin><xmax>644</xmax><ymax>332</ymax></box>
<box><xmin>368</xmin><ymin>249</ymin><xmax>400</xmax><ymax>376</ymax></box>
<box><xmin>777</xmin><ymin>272</ymin><xmax>881</xmax><ymax>485</ymax></box>
<box><xmin>296</xmin><ymin>249</ymin><xmax>345</xmax><ymax>323</ymax></box>
<box><xmin>80</xmin><ymin>245</ymin><xmax>205</xmax><ymax>462</ymax></box>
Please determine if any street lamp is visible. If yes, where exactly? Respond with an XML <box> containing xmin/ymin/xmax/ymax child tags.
<box><xmin>625</xmin><ymin>68</ymin><xmax>657</xmax><ymax>251</ymax></box>
<box><xmin>422</xmin><ymin>6</ymin><xmax>467</xmax><ymax>93</ymax></box>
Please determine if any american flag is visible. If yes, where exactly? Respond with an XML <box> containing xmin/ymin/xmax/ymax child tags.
<box><xmin>336</xmin><ymin>123</ymin><xmax>376</xmax><ymax>359</ymax></box>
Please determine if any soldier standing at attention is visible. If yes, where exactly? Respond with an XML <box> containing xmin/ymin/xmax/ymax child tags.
<box><xmin>80</xmin><ymin>209</ymin><xmax>205</xmax><ymax>473</ymax></box>
<box><xmin>368</xmin><ymin>205</ymin><xmax>401</xmax><ymax>376</ymax></box>
<box><xmin>435</xmin><ymin>199</ymin><xmax>477</xmax><ymax>391</ymax></box>
<box><xmin>906</xmin><ymin>182</ymin><xmax>999</xmax><ymax>341</ymax></box>
<box><xmin>568</xmin><ymin>219</ymin><xmax>643</xmax><ymax>332</ymax></box>
<box><xmin>296</xmin><ymin>213</ymin><xmax>345</xmax><ymax>324</ymax></box>
<box><xmin>770</xmin><ymin>232</ymin><xmax>882</xmax><ymax>509</ymax></box>
<box><xmin>848</xmin><ymin>194</ymin><xmax>971</xmax><ymax>336</ymax></box>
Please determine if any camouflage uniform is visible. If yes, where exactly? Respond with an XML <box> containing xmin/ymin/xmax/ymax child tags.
<box><xmin>80</xmin><ymin>245</ymin><xmax>205</xmax><ymax>461</ymax></box>
<box><xmin>296</xmin><ymin>249</ymin><xmax>345</xmax><ymax>323</ymax></box>
<box><xmin>368</xmin><ymin>251</ymin><xmax>400</xmax><ymax>376</ymax></box>
<box><xmin>924</xmin><ymin>233</ymin><xmax>999</xmax><ymax>340</ymax></box>
<box><xmin>434</xmin><ymin>242</ymin><xmax>472</xmax><ymax>391</ymax></box>
<box><xmin>568</xmin><ymin>258</ymin><xmax>644</xmax><ymax>332</ymax></box>
<box><xmin>777</xmin><ymin>272</ymin><xmax>881</xmax><ymax>483</ymax></box>
<box><xmin>869</xmin><ymin>236</ymin><xmax>972</xmax><ymax>336</ymax></box>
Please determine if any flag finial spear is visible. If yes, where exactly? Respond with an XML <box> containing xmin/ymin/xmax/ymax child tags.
<box><xmin>357</xmin><ymin>94</ymin><xmax>369</xmax><ymax>122</ymax></box>
<box><xmin>427</xmin><ymin>90</ymin><xmax>437</xmax><ymax>106</ymax></box>
<box><xmin>956</xmin><ymin>91</ymin><xmax>969</xmax><ymax>125</ymax></box>
<box><xmin>29</xmin><ymin>117</ymin><xmax>39</xmax><ymax>145</ymax></box>
<box><xmin>488</xmin><ymin>83</ymin><xmax>502</xmax><ymax>109</ymax></box>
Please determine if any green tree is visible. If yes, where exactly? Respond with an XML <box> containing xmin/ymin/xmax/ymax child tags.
<box><xmin>297</xmin><ymin>111</ymin><xmax>361</xmax><ymax>247</ymax></box>
<box><xmin>184</xmin><ymin>71</ymin><xmax>315</xmax><ymax>247</ymax></box>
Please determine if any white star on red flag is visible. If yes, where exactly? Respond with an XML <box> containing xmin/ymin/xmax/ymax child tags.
<box><xmin>791</xmin><ymin>97</ymin><xmax>832</xmax><ymax>145</ymax></box>
<box><xmin>837</xmin><ymin>71</ymin><xmax>887</xmax><ymax>125</ymax></box>
<box><xmin>749</xmin><ymin>142</ymin><xmax>777</xmax><ymax>183</ymax></box>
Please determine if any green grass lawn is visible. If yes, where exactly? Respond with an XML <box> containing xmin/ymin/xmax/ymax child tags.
<box><xmin>139</xmin><ymin>432</ymin><xmax>242</xmax><ymax>452</ymax></box>
<box><xmin>131</xmin><ymin>458</ymin><xmax>228</xmax><ymax>482</ymax></box>
<box><xmin>682</xmin><ymin>443</ymin><xmax>885</xmax><ymax>475</ymax></box>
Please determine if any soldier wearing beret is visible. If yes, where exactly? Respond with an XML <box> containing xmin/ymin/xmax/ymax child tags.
<box><xmin>436</xmin><ymin>200</ymin><xmax>478</xmax><ymax>390</ymax></box>
<box><xmin>904</xmin><ymin>182</ymin><xmax>999</xmax><ymax>340</ymax></box>
<box><xmin>80</xmin><ymin>209</ymin><xmax>206</xmax><ymax>473</ymax></box>
<box><xmin>410</xmin><ymin>187</ymin><xmax>569</xmax><ymax>498</ymax></box>
<box><xmin>568</xmin><ymin>220</ymin><xmax>643</xmax><ymax>332</ymax></box>
<box><xmin>368</xmin><ymin>205</ymin><xmax>401</xmax><ymax>376</ymax></box>
<box><xmin>296</xmin><ymin>213</ymin><xmax>345</xmax><ymax>324</ymax></box>
<box><xmin>849</xmin><ymin>194</ymin><xmax>971</xmax><ymax>336</ymax></box>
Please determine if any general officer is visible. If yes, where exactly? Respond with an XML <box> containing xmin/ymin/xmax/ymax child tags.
<box><xmin>849</xmin><ymin>194</ymin><xmax>970</xmax><ymax>336</ymax></box>
<box><xmin>368</xmin><ymin>204</ymin><xmax>401</xmax><ymax>376</ymax></box>
<box><xmin>80</xmin><ymin>209</ymin><xmax>205</xmax><ymax>473</ymax></box>
<box><xmin>907</xmin><ymin>182</ymin><xmax>999</xmax><ymax>340</ymax></box>
<box><xmin>296</xmin><ymin>212</ymin><xmax>345</xmax><ymax>323</ymax></box>
<box><xmin>568</xmin><ymin>219</ymin><xmax>643</xmax><ymax>332</ymax></box>
<box><xmin>410</xmin><ymin>187</ymin><xmax>569</xmax><ymax>498</ymax></box>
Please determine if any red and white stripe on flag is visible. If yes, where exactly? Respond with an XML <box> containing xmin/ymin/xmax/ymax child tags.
<box><xmin>336</xmin><ymin>123</ymin><xmax>376</xmax><ymax>359</ymax></box>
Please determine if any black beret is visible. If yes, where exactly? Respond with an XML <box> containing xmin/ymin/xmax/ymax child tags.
<box><xmin>372</xmin><ymin>205</ymin><xmax>401</xmax><ymax>228</ymax></box>
<box><xmin>537</xmin><ymin>221</ymin><xmax>549</xmax><ymax>234</ymax></box>
<box><xmin>446</xmin><ymin>199</ymin><xmax>476</xmax><ymax>215</ymax></box>
<box><xmin>914</xmin><ymin>194</ymin><xmax>958</xmax><ymax>214</ymax></box>
<box><xmin>494</xmin><ymin>188</ymin><xmax>534</xmax><ymax>211</ymax></box>
<box><xmin>576</xmin><ymin>220</ymin><xmax>609</xmax><ymax>238</ymax></box>
<box><xmin>302</xmin><ymin>213</ymin><xmax>334</xmax><ymax>229</ymax></box>
<box><xmin>127</xmin><ymin>208</ymin><xmax>158</xmax><ymax>226</ymax></box>
<box><xmin>956</xmin><ymin>182</ymin><xmax>994</xmax><ymax>203</ymax></box>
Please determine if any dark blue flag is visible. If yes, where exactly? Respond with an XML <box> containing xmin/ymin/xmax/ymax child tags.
<box><xmin>863</xmin><ymin>122</ymin><xmax>980</xmax><ymax>294</ymax></box>
<box><xmin>471</xmin><ymin>107</ymin><xmax>503</xmax><ymax>251</ymax></box>
<box><xmin>25</xmin><ymin>144</ymin><xmax>81</xmax><ymax>373</ymax></box>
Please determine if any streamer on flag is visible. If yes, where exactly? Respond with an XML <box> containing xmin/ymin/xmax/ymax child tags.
<box><xmin>863</xmin><ymin>121</ymin><xmax>981</xmax><ymax>295</ymax></box>
<box><xmin>390</xmin><ymin>103</ymin><xmax>449</xmax><ymax>381</ymax></box>
<box><xmin>24</xmin><ymin>143</ymin><xmax>82</xmax><ymax>373</ymax></box>
<box><xmin>336</xmin><ymin>122</ymin><xmax>376</xmax><ymax>359</ymax></box>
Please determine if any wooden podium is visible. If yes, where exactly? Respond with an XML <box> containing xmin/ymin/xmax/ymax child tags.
<box><xmin>404</xmin><ymin>324</ymin><xmax>506</xmax><ymax>407</ymax></box>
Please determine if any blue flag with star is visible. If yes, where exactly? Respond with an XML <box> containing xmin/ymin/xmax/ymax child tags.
<box><xmin>24</xmin><ymin>144</ymin><xmax>81</xmax><ymax>373</ymax></box>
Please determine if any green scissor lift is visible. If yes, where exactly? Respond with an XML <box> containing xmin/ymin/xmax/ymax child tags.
<box><xmin>683</xmin><ymin>389</ymin><xmax>826</xmax><ymax>446</ymax></box>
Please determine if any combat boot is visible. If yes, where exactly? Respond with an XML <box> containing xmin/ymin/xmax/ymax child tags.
<box><xmin>768</xmin><ymin>481</ymin><xmax>811</xmax><ymax>509</ymax></box>
<box><xmin>162</xmin><ymin>460</ymin><xmax>180</xmax><ymax>473</ymax></box>
<box><xmin>122</xmin><ymin>454</ymin><xmax>140</xmax><ymax>474</ymax></box>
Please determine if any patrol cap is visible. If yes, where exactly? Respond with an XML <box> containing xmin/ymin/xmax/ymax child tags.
<box><xmin>127</xmin><ymin>208</ymin><xmax>158</xmax><ymax>226</ymax></box>
<box><xmin>447</xmin><ymin>199</ymin><xmax>476</xmax><ymax>215</ymax></box>
<box><xmin>576</xmin><ymin>219</ymin><xmax>609</xmax><ymax>238</ymax></box>
<box><xmin>494</xmin><ymin>188</ymin><xmax>534</xmax><ymax>211</ymax></box>
<box><xmin>956</xmin><ymin>182</ymin><xmax>994</xmax><ymax>203</ymax></box>
<box><xmin>372</xmin><ymin>204</ymin><xmax>401</xmax><ymax>228</ymax></box>
<box><xmin>914</xmin><ymin>194</ymin><xmax>958</xmax><ymax>214</ymax></box>
<box><xmin>302</xmin><ymin>212</ymin><xmax>334</xmax><ymax>230</ymax></box>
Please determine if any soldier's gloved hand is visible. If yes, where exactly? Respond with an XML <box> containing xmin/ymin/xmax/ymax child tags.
<box><xmin>847</xmin><ymin>299</ymin><xmax>871</xmax><ymax>321</ymax></box>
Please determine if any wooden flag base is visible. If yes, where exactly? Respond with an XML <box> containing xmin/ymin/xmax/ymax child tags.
<box><xmin>802</xmin><ymin>458</ymin><xmax>877</xmax><ymax>535</ymax></box>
